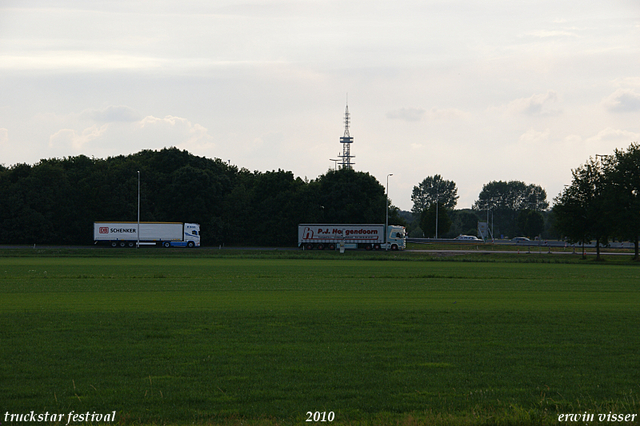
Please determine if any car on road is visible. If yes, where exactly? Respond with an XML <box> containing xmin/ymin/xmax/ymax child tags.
<box><xmin>512</xmin><ymin>237</ymin><xmax>530</xmax><ymax>243</ymax></box>
<box><xmin>455</xmin><ymin>235</ymin><xmax>481</xmax><ymax>241</ymax></box>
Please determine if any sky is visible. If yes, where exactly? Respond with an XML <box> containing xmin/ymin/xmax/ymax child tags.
<box><xmin>1</xmin><ymin>0</ymin><xmax>639</xmax><ymax>211</ymax></box>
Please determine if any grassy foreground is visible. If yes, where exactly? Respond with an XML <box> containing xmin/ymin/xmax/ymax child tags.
<box><xmin>1</xmin><ymin>251</ymin><xmax>639</xmax><ymax>425</ymax></box>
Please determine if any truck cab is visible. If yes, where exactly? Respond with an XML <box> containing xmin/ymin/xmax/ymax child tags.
<box><xmin>386</xmin><ymin>225</ymin><xmax>406</xmax><ymax>250</ymax></box>
<box><xmin>181</xmin><ymin>223</ymin><xmax>201</xmax><ymax>247</ymax></box>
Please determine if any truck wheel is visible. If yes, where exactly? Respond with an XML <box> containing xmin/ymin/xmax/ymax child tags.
<box><xmin>391</xmin><ymin>244</ymin><xmax>398</xmax><ymax>251</ymax></box>
<box><xmin>317</xmin><ymin>244</ymin><xmax>324</xmax><ymax>250</ymax></box>
<box><xmin>111</xmin><ymin>241</ymin><xmax>117</xmax><ymax>248</ymax></box>
<box><xmin>119</xmin><ymin>241</ymin><xmax>126</xmax><ymax>248</ymax></box>
<box><xmin>328</xmin><ymin>244</ymin><xmax>336</xmax><ymax>250</ymax></box>
<box><xmin>127</xmin><ymin>242</ymin><xmax>135</xmax><ymax>248</ymax></box>
<box><xmin>187</xmin><ymin>241</ymin><xmax>195</xmax><ymax>248</ymax></box>
<box><xmin>305</xmin><ymin>244</ymin><xmax>314</xmax><ymax>250</ymax></box>
<box><xmin>374</xmin><ymin>244</ymin><xmax>381</xmax><ymax>250</ymax></box>
<box><xmin>365</xmin><ymin>244</ymin><xmax>372</xmax><ymax>251</ymax></box>
<box><xmin>163</xmin><ymin>241</ymin><xmax>171</xmax><ymax>248</ymax></box>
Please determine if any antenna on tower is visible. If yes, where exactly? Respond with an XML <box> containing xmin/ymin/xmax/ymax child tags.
<box><xmin>338</xmin><ymin>97</ymin><xmax>355</xmax><ymax>170</ymax></box>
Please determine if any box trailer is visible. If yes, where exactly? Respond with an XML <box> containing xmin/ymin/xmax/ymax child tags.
<box><xmin>298</xmin><ymin>224</ymin><xmax>406</xmax><ymax>251</ymax></box>
<box><xmin>94</xmin><ymin>222</ymin><xmax>200</xmax><ymax>248</ymax></box>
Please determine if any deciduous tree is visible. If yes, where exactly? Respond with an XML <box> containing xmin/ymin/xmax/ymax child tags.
<box><xmin>602</xmin><ymin>143</ymin><xmax>640</xmax><ymax>260</ymax></box>
<box><xmin>315</xmin><ymin>169</ymin><xmax>387</xmax><ymax>224</ymax></box>
<box><xmin>473</xmin><ymin>180</ymin><xmax>548</xmax><ymax>238</ymax></box>
<box><xmin>553</xmin><ymin>158</ymin><xmax>610</xmax><ymax>259</ymax></box>
<box><xmin>516</xmin><ymin>209</ymin><xmax>545</xmax><ymax>239</ymax></box>
<box><xmin>419</xmin><ymin>204</ymin><xmax>452</xmax><ymax>238</ymax></box>
<box><xmin>411</xmin><ymin>175</ymin><xmax>458</xmax><ymax>214</ymax></box>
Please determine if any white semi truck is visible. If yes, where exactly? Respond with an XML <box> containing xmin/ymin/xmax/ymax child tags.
<box><xmin>94</xmin><ymin>222</ymin><xmax>201</xmax><ymax>248</ymax></box>
<box><xmin>298</xmin><ymin>224</ymin><xmax>406</xmax><ymax>251</ymax></box>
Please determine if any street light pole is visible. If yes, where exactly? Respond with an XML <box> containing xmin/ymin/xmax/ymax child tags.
<box><xmin>137</xmin><ymin>171</ymin><xmax>140</xmax><ymax>249</ymax></box>
<box><xmin>435</xmin><ymin>188</ymin><xmax>439</xmax><ymax>240</ymax></box>
<box><xmin>486</xmin><ymin>200</ymin><xmax>490</xmax><ymax>242</ymax></box>
<box><xmin>386</xmin><ymin>173</ymin><xmax>393</xmax><ymax>250</ymax></box>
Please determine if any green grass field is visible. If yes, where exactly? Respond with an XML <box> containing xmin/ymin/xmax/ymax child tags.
<box><xmin>1</xmin><ymin>250</ymin><xmax>639</xmax><ymax>425</ymax></box>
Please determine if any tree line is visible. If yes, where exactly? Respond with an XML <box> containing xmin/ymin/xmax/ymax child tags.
<box><xmin>3</xmin><ymin>144</ymin><xmax>638</xmax><ymax>249</ymax></box>
<box><xmin>408</xmin><ymin>142</ymin><xmax>640</xmax><ymax>260</ymax></box>
<box><xmin>553</xmin><ymin>143</ymin><xmax>640</xmax><ymax>260</ymax></box>
<box><xmin>0</xmin><ymin>148</ymin><xmax>402</xmax><ymax>246</ymax></box>
<box><xmin>409</xmin><ymin>175</ymin><xmax>549</xmax><ymax>239</ymax></box>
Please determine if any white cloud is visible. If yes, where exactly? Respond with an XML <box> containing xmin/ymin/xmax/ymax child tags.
<box><xmin>519</xmin><ymin>128</ymin><xmax>551</xmax><ymax>144</ymax></box>
<box><xmin>586</xmin><ymin>127</ymin><xmax>640</xmax><ymax>145</ymax></box>
<box><xmin>506</xmin><ymin>91</ymin><xmax>560</xmax><ymax>116</ymax></box>
<box><xmin>556</xmin><ymin>128</ymin><xmax>640</xmax><ymax>163</ymax></box>
<box><xmin>44</xmin><ymin>114</ymin><xmax>213</xmax><ymax>157</ymax></box>
<box><xmin>386</xmin><ymin>107</ymin><xmax>425</xmax><ymax>122</ymax></box>
<box><xmin>526</xmin><ymin>30</ymin><xmax>579</xmax><ymax>39</ymax></box>
<box><xmin>612</xmin><ymin>77</ymin><xmax>640</xmax><ymax>89</ymax></box>
<box><xmin>49</xmin><ymin>125</ymin><xmax>109</xmax><ymax>150</ymax></box>
<box><xmin>602</xmin><ymin>89</ymin><xmax>640</xmax><ymax>112</ymax></box>
<box><xmin>426</xmin><ymin>108</ymin><xmax>468</xmax><ymax>121</ymax></box>
<box><xmin>81</xmin><ymin>105</ymin><xmax>142</xmax><ymax>123</ymax></box>
<box><xmin>136</xmin><ymin>115</ymin><xmax>214</xmax><ymax>151</ymax></box>
<box><xmin>0</xmin><ymin>52</ymin><xmax>164</xmax><ymax>71</ymax></box>
<box><xmin>386</xmin><ymin>107</ymin><xmax>467</xmax><ymax>122</ymax></box>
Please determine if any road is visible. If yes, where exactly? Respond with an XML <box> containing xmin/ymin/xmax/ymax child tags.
<box><xmin>408</xmin><ymin>238</ymin><xmax>637</xmax><ymax>249</ymax></box>
<box><xmin>405</xmin><ymin>248</ymin><xmax>633</xmax><ymax>256</ymax></box>
<box><xmin>0</xmin><ymin>242</ymin><xmax>635</xmax><ymax>257</ymax></box>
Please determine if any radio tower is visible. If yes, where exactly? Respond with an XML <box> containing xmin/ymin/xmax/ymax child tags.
<box><xmin>338</xmin><ymin>101</ymin><xmax>355</xmax><ymax>169</ymax></box>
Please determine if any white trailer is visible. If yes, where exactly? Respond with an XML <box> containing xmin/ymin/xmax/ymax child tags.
<box><xmin>94</xmin><ymin>222</ymin><xmax>200</xmax><ymax>248</ymax></box>
<box><xmin>298</xmin><ymin>224</ymin><xmax>406</xmax><ymax>251</ymax></box>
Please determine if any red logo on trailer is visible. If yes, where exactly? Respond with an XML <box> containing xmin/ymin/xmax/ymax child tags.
<box><xmin>99</xmin><ymin>227</ymin><xmax>109</xmax><ymax>234</ymax></box>
<box><xmin>303</xmin><ymin>227</ymin><xmax>314</xmax><ymax>239</ymax></box>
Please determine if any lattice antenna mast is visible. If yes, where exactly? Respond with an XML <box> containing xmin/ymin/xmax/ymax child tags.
<box><xmin>338</xmin><ymin>100</ymin><xmax>355</xmax><ymax>169</ymax></box>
